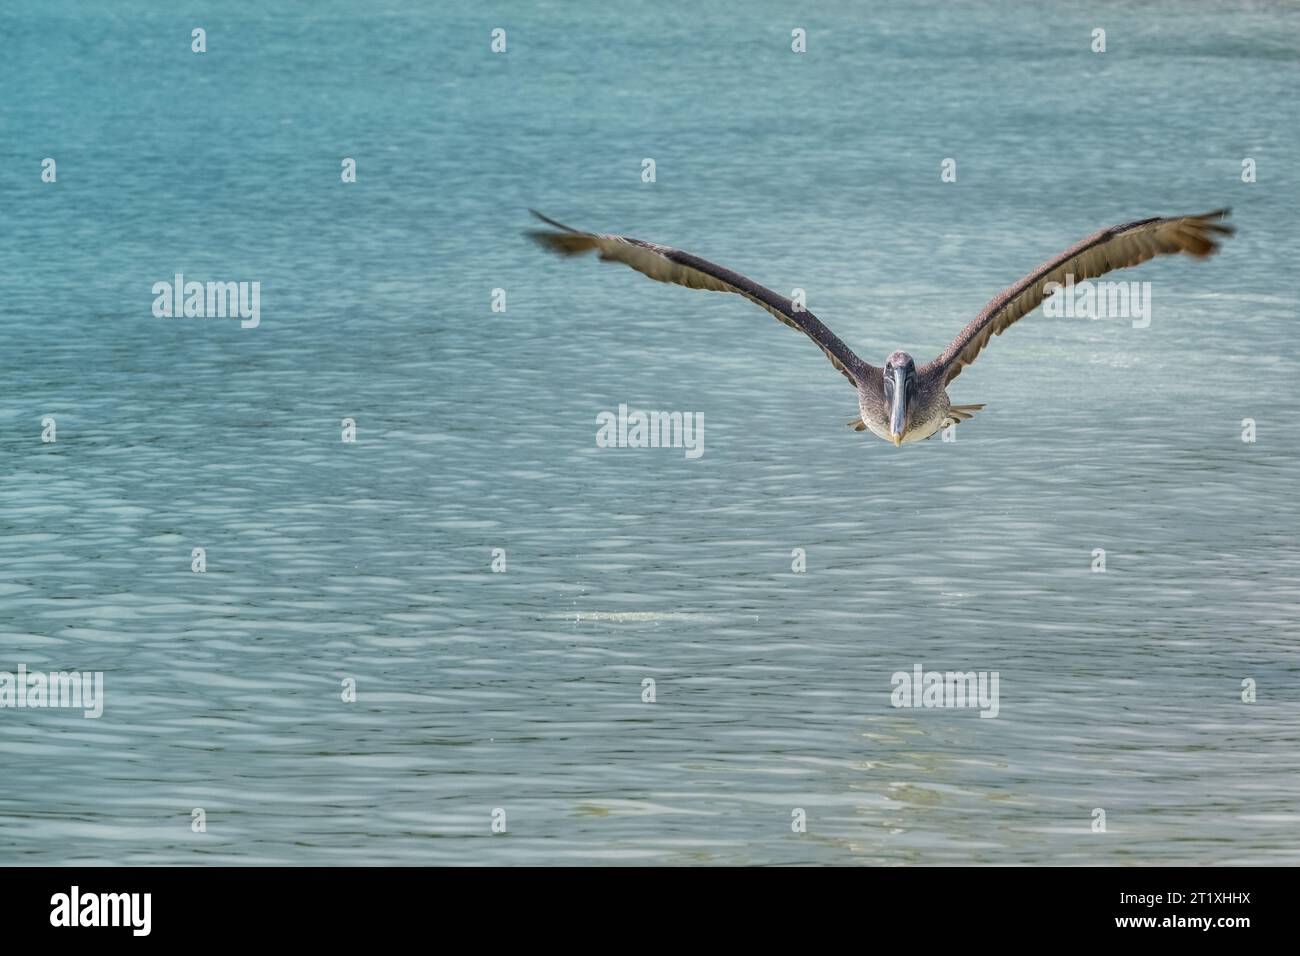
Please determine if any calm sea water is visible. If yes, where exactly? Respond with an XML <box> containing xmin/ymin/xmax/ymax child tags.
<box><xmin>1</xmin><ymin>0</ymin><xmax>1298</xmax><ymax>865</ymax></box>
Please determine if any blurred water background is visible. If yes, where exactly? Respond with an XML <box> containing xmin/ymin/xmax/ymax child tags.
<box><xmin>0</xmin><ymin>0</ymin><xmax>1297</xmax><ymax>864</ymax></box>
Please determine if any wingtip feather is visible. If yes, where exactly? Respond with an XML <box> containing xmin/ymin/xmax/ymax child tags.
<box><xmin>526</xmin><ymin>229</ymin><xmax>599</xmax><ymax>256</ymax></box>
<box><xmin>1180</xmin><ymin>208</ymin><xmax>1236</xmax><ymax>257</ymax></box>
<box><xmin>529</xmin><ymin>209</ymin><xmax>581</xmax><ymax>233</ymax></box>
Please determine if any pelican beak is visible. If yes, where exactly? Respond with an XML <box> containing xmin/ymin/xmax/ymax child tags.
<box><xmin>889</xmin><ymin>368</ymin><xmax>908</xmax><ymax>445</ymax></box>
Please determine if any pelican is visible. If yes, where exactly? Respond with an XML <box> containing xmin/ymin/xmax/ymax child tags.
<box><xmin>528</xmin><ymin>208</ymin><xmax>1234</xmax><ymax>445</ymax></box>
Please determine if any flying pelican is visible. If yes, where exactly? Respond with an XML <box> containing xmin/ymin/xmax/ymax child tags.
<box><xmin>527</xmin><ymin>208</ymin><xmax>1234</xmax><ymax>445</ymax></box>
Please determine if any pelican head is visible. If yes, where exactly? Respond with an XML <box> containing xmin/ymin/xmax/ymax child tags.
<box><xmin>883</xmin><ymin>350</ymin><xmax>916</xmax><ymax>445</ymax></box>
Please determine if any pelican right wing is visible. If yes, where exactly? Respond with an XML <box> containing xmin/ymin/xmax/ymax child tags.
<box><xmin>527</xmin><ymin>211</ymin><xmax>874</xmax><ymax>388</ymax></box>
<box><xmin>927</xmin><ymin>209</ymin><xmax>1235</xmax><ymax>385</ymax></box>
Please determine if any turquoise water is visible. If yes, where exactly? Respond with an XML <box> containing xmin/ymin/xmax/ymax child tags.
<box><xmin>1</xmin><ymin>0</ymin><xmax>1298</xmax><ymax>864</ymax></box>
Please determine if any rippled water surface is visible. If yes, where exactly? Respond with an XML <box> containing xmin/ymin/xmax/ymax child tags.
<box><xmin>1</xmin><ymin>0</ymin><xmax>1298</xmax><ymax>864</ymax></box>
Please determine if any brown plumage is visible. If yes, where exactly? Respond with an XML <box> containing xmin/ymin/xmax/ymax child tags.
<box><xmin>527</xmin><ymin>208</ymin><xmax>1235</xmax><ymax>446</ymax></box>
<box><xmin>928</xmin><ymin>209</ymin><xmax>1235</xmax><ymax>385</ymax></box>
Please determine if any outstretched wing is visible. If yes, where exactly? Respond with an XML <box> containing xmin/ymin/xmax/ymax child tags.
<box><xmin>527</xmin><ymin>211</ymin><xmax>873</xmax><ymax>388</ymax></box>
<box><xmin>927</xmin><ymin>209</ymin><xmax>1235</xmax><ymax>384</ymax></box>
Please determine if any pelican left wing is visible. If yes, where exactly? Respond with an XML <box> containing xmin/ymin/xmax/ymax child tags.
<box><xmin>527</xmin><ymin>211</ymin><xmax>872</xmax><ymax>388</ymax></box>
<box><xmin>927</xmin><ymin>209</ymin><xmax>1235</xmax><ymax>385</ymax></box>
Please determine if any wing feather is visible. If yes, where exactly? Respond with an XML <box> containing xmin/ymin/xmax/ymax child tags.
<box><xmin>527</xmin><ymin>211</ymin><xmax>872</xmax><ymax>387</ymax></box>
<box><xmin>927</xmin><ymin>209</ymin><xmax>1234</xmax><ymax>384</ymax></box>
